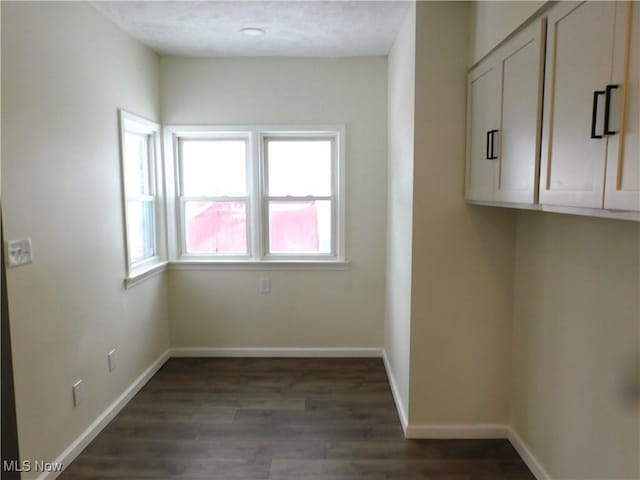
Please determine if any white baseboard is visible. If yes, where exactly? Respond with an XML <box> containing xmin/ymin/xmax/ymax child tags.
<box><xmin>405</xmin><ymin>423</ymin><xmax>509</xmax><ymax>439</ymax></box>
<box><xmin>381</xmin><ymin>349</ymin><xmax>409</xmax><ymax>434</ymax></box>
<box><xmin>41</xmin><ymin>349</ymin><xmax>171</xmax><ymax>480</ymax></box>
<box><xmin>508</xmin><ymin>427</ymin><xmax>552</xmax><ymax>480</ymax></box>
<box><xmin>170</xmin><ymin>347</ymin><xmax>383</xmax><ymax>358</ymax></box>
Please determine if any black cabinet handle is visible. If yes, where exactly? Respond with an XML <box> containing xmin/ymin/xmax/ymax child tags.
<box><xmin>591</xmin><ymin>90</ymin><xmax>605</xmax><ymax>139</ymax></box>
<box><xmin>604</xmin><ymin>84</ymin><xmax>619</xmax><ymax>135</ymax></box>
<box><xmin>487</xmin><ymin>129</ymin><xmax>498</xmax><ymax>159</ymax></box>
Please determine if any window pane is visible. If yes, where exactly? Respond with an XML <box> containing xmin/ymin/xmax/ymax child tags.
<box><xmin>124</xmin><ymin>132</ymin><xmax>150</xmax><ymax>195</ymax></box>
<box><xmin>182</xmin><ymin>140</ymin><xmax>246</xmax><ymax>196</ymax></box>
<box><xmin>185</xmin><ymin>201</ymin><xmax>247</xmax><ymax>254</ymax></box>
<box><xmin>127</xmin><ymin>200</ymin><xmax>155</xmax><ymax>263</ymax></box>
<box><xmin>268</xmin><ymin>200</ymin><xmax>331</xmax><ymax>254</ymax></box>
<box><xmin>267</xmin><ymin>140</ymin><xmax>332</xmax><ymax>196</ymax></box>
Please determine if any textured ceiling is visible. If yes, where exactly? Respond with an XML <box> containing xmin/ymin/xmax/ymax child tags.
<box><xmin>90</xmin><ymin>1</ymin><xmax>412</xmax><ymax>57</ymax></box>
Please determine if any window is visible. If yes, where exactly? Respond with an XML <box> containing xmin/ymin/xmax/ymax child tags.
<box><xmin>119</xmin><ymin>111</ymin><xmax>165</xmax><ymax>278</ymax></box>
<box><xmin>265</xmin><ymin>138</ymin><xmax>333</xmax><ymax>255</ymax></box>
<box><xmin>165</xmin><ymin>126</ymin><xmax>345</xmax><ymax>263</ymax></box>
<box><xmin>180</xmin><ymin>137</ymin><xmax>249</xmax><ymax>255</ymax></box>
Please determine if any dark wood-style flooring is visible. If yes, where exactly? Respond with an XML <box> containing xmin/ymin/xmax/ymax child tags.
<box><xmin>60</xmin><ymin>358</ymin><xmax>535</xmax><ymax>479</ymax></box>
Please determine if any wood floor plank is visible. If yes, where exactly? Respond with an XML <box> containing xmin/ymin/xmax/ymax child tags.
<box><xmin>58</xmin><ymin>358</ymin><xmax>534</xmax><ymax>480</ymax></box>
<box><xmin>232</xmin><ymin>408</ymin><xmax>400</xmax><ymax>426</ymax></box>
<box><xmin>269</xmin><ymin>458</ymin><xmax>503</xmax><ymax>477</ymax></box>
<box><xmin>81</xmin><ymin>436</ymin><xmax>326</xmax><ymax>461</ymax></box>
<box><xmin>325</xmin><ymin>439</ymin><xmax>522</xmax><ymax>460</ymax></box>
<box><xmin>63</xmin><ymin>455</ymin><xmax>271</xmax><ymax>479</ymax></box>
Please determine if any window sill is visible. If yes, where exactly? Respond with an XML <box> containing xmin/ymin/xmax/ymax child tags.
<box><xmin>124</xmin><ymin>261</ymin><xmax>169</xmax><ymax>288</ymax></box>
<box><xmin>167</xmin><ymin>260</ymin><xmax>351</xmax><ymax>271</ymax></box>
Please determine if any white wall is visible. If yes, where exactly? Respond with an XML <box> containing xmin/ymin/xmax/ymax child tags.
<box><xmin>161</xmin><ymin>57</ymin><xmax>387</xmax><ymax>349</ymax></box>
<box><xmin>385</xmin><ymin>3</ymin><xmax>416</xmax><ymax>426</ymax></box>
<box><xmin>408</xmin><ymin>1</ymin><xmax>515</xmax><ymax>427</ymax></box>
<box><xmin>512</xmin><ymin>212</ymin><xmax>640</xmax><ymax>479</ymax></box>
<box><xmin>1</xmin><ymin>3</ymin><xmax>169</xmax><ymax>477</ymax></box>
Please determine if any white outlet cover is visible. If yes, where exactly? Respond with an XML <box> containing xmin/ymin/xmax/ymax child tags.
<box><xmin>5</xmin><ymin>238</ymin><xmax>33</xmax><ymax>268</ymax></box>
<box><xmin>259</xmin><ymin>277</ymin><xmax>271</xmax><ymax>294</ymax></box>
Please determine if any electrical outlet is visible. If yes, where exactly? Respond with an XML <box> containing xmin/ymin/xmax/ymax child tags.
<box><xmin>108</xmin><ymin>349</ymin><xmax>116</xmax><ymax>372</ymax></box>
<box><xmin>72</xmin><ymin>380</ymin><xmax>84</xmax><ymax>407</ymax></box>
<box><xmin>5</xmin><ymin>238</ymin><xmax>33</xmax><ymax>268</ymax></box>
<box><xmin>259</xmin><ymin>277</ymin><xmax>271</xmax><ymax>294</ymax></box>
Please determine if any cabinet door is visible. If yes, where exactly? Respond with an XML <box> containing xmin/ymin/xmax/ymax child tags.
<box><xmin>539</xmin><ymin>1</ymin><xmax>616</xmax><ymax>208</ymax></box>
<box><xmin>465</xmin><ymin>61</ymin><xmax>500</xmax><ymax>201</ymax></box>
<box><xmin>495</xmin><ymin>19</ymin><xmax>546</xmax><ymax>204</ymax></box>
<box><xmin>604</xmin><ymin>1</ymin><xmax>639</xmax><ymax>211</ymax></box>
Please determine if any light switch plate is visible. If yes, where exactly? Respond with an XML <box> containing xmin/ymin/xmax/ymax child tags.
<box><xmin>5</xmin><ymin>238</ymin><xmax>33</xmax><ymax>268</ymax></box>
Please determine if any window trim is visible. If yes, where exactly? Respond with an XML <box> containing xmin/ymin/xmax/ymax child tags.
<box><xmin>118</xmin><ymin>110</ymin><xmax>167</xmax><ymax>284</ymax></box>
<box><xmin>163</xmin><ymin>125</ymin><xmax>346</xmax><ymax>264</ymax></box>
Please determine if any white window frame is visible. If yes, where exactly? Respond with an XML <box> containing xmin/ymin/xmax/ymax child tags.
<box><xmin>163</xmin><ymin>125</ymin><xmax>346</xmax><ymax>265</ymax></box>
<box><xmin>118</xmin><ymin>110</ymin><xmax>167</xmax><ymax>285</ymax></box>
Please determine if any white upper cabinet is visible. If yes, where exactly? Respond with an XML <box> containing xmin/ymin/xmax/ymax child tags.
<box><xmin>495</xmin><ymin>20</ymin><xmax>546</xmax><ymax>204</ymax></box>
<box><xmin>604</xmin><ymin>1</ymin><xmax>640</xmax><ymax>212</ymax></box>
<box><xmin>466</xmin><ymin>0</ymin><xmax>639</xmax><ymax>220</ymax></box>
<box><xmin>465</xmin><ymin>61</ymin><xmax>500</xmax><ymax>201</ymax></box>
<box><xmin>465</xmin><ymin>19</ymin><xmax>545</xmax><ymax>204</ymax></box>
<box><xmin>539</xmin><ymin>1</ymin><xmax>630</xmax><ymax>209</ymax></box>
